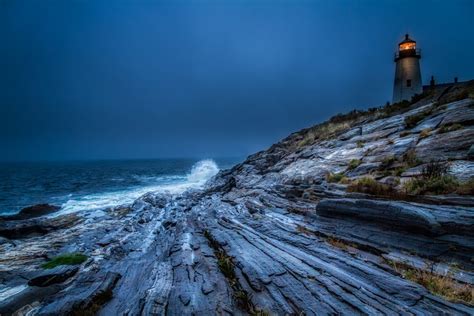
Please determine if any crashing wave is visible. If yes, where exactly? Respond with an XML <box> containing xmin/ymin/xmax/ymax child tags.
<box><xmin>58</xmin><ymin>159</ymin><xmax>219</xmax><ymax>215</ymax></box>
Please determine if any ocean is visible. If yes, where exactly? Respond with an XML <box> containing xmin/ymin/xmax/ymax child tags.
<box><xmin>0</xmin><ymin>158</ymin><xmax>240</xmax><ymax>216</ymax></box>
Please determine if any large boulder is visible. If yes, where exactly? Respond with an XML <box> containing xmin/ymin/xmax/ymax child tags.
<box><xmin>439</xmin><ymin>99</ymin><xmax>474</xmax><ymax>126</ymax></box>
<box><xmin>316</xmin><ymin>198</ymin><xmax>474</xmax><ymax>236</ymax></box>
<box><xmin>415</xmin><ymin>127</ymin><xmax>474</xmax><ymax>161</ymax></box>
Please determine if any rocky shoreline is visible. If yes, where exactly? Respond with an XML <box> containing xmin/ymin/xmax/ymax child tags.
<box><xmin>1</xmin><ymin>83</ymin><xmax>473</xmax><ymax>315</ymax></box>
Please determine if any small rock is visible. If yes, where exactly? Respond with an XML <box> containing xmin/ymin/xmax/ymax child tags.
<box><xmin>201</xmin><ymin>282</ymin><xmax>214</xmax><ymax>295</ymax></box>
<box><xmin>179</xmin><ymin>293</ymin><xmax>191</xmax><ymax>306</ymax></box>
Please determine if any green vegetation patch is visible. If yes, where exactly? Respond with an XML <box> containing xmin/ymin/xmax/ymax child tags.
<box><xmin>203</xmin><ymin>230</ymin><xmax>266</xmax><ymax>314</ymax></box>
<box><xmin>326</xmin><ymin>172</ymin><xmax>348</xmax><ymax>184</ymax></box>
<box><xmin>419</xmin><ymin>128</ymin><xmax>432</xmax><ymax>139</ymax></box>
<box><xmin>347</xmin><ymin>177</ymin><xmax>396</xmax><ymax>196</ymax></box>
<box><xmin>403</xmin><ymin>161</ymin><xmax>473</xmax><ymax>195</ymax></box>
<box><xmin>42</xmin><ymin>253</ymin><xmax>87</xmax><ymax>269</ymax></box>
<box><xmin>347</xmin><ymin>159</ymin><xmax>361</xmax><ymax>171</ymax></box>
<box><xmin>404</xmin><ymin>175</ymin><xmax>459</xmax><ymax>195</ymax></box>
<box><xmin>438</xmin><ymin>123</ymin><xmax>463</xmax><ymax>134</ymax></box>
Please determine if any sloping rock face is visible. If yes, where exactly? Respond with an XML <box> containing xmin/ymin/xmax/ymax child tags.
<box><xmin>1</xmin><ymin>84</ymin><xmax>473</xmax><ymax>315</ymax></box>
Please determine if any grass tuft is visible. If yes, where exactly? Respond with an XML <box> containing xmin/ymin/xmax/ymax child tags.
<box><xmin>326</xmin><ymin>172</ymin><xmax>348</xmax><ymax>184</ymax></box>
<box><xmin>326</xmin><ymin>237</ymin><xmax>354</xmax><ymax>251</ymax></box>
<box><xmin>42</xmin><ymin>253</ymin><xmax>87</xmax><ymax>269</ymax></box>
<box><xmin>347</xmin><ymin>159</ymin><xmax>361</xmax><ymax>171</ymax></box>
<box><xmin>404</xmin><ymin>175</ymin><xmax>459</xmax><ymax>195</ymax></box>
<box><xmin>347</xmin><ymin>177</ymin><xmax>396</xmax><ymax>196</ymax></box>
<box><xmin>402</xmin><ymin>149</ymin><xmax>421</xmax><ymax>168</ymax></box>
<box><xmin>419</xmin><ymin>128</ymin><xmax>432</xmax><ymax>139</ymax></box>
<box><xmin>204</xmin><ymin>229</ymin><xmax>263</xmax><ymax>313</ymax></box>
<box><xmin>438</xmin><ymin>123</ymin><xmax>463</xmax><ymax>134</ymax></box>
<box><xmin>380</xmin><ymin>155</ymin><xmax>396</xmax><ymax>170</ymax></box>
<box><xmin>403</xmin><ymin>161</ymin><xmax>460</xmax><ymax>195</ymax></box>
<box><xmin>405</xmin><ymin>108</ymin><xmax>433</xmax><ymax>129</ymax></box>
<box><xmin>388</xmin><ymin>261</ymin><xmax>473</xmax><ymax>305</ymax></box>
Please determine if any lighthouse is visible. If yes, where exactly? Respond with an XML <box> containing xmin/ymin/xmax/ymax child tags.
<box><xmin>392</xmin><ymin>34</ymin><xmax>422</xmax><ymax>103</ymax></box>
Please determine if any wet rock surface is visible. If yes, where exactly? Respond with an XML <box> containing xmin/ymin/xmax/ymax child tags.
<box><xmin>0</xmin><ymin>204</ymin><xmax>60</xmax><ymax>221</ymax></box>
<box><xmin>28</xmin><ymin>266</ymin><xmax>79</xmax><ymax>287</ymax></box>
<box><xmin>1</xmin><ymin>88</ymin><xmax>473</xmax><ymax>315</ymax></box>
<box><xmin>0</xmin><ymin>214</ymin><xmax>80</xmax><ymax>239</ymax></box>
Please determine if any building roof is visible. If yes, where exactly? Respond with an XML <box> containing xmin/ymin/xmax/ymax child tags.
<box><xmin>399</xmin><ymin>34</ymin><xmax>416</xmax><ymax>45</ymax></box>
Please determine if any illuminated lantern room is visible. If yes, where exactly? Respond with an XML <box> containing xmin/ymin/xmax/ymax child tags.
<box><xmin>394</xmin><ymin>34</ymin><xmax>421</xmax><ymax>62</ymax></box>
<box><xmin>399</xmin><ymin>34</ymin><xmax>416</xmax><ymax>51</ymax></box>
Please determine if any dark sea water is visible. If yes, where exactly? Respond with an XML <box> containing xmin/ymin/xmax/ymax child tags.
<box><xmin>0</xmin><ymin>158</ymin><xmax>240</xmax><ymax>216</ymax></box>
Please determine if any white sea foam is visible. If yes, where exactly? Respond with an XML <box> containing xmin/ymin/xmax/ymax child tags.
<box><xmin>57</xmin><ymin>159</ymin><xmax>219</xmax><ymax>216</ymax></box>
<box><xmin>186</xmin><ymin>159</ymin><xmax>220</xmax><ymax>183</ymax></box>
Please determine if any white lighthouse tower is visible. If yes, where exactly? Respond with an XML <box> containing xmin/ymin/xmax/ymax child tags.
<box><xmin>392</xmin><ymin>34</ymin><xmax>422</xmax><ymax>103</ymax></box>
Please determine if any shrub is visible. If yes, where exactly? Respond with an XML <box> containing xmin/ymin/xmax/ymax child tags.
<box><xmin>296</xmin><ymin>131</ymin><xmax>316</xmax><ymax>148</ymax></box>
<box><xmin>404</xmin><ymin>176</ymin><xmax>459</xmax><ymax>195</ymax></box>
<box><xmin>438</xmin><ymin>123</ymin><xmax>463</xmax><ymax>134</ymax></box>
<box><xmin>326</xmin><ymin>172</ymin><xmax>347</xmax><ymax>183</ymax></box>
<box><xmin>388</xmin><ymin>260</ymin><xmax>473</xmax><ymax>305</ymax></box>
<box><xmin>419</xmin><ymin>128</ymin><xmax>432</xmax><ymax>139</ymax></box>
<box><xmin>327</xmin><ymin>237</ymin><xmax>353</xmax><ymax>251</ymax></box>
<box><xmin>347</xmin><ymin>177</ymin><xmax>395</xmax><ymax>196</ymax></box>
<box><xmin>347</xmin><ymin>159</ymin><xmax>361</xmax><ymax>170</ymax></box>
<box><xmin>356</xmin><ymin>140</ymin><xmax>365</xmax><ymax>148</ymax></box>
<box><xmin>380</xmin><ymin>155</ymin><xmax>396</xmax><ymax>170</ymax></box>
<box><xmin>404</xmin><ymin>161</ymin><xmax>459</xmax><ymax>195</ymax></box>
<box><xmin>402</xmin><ymin>149</ymin><xmax>421</xmax><ymax>167</ymax></box>
<box><xmin>42</xmin><ymin>253</ymin><xmax>87</xmax><ymax>269</ymax></box>
<box><xmin>400</xmin><ymin>131</ymin><xmax>410</xmax><ymax>137</ymax></box>
<box><xmin>394</xmin><ymin>167</ymin><xmax>407</xmax><ymax>176</ymax></box>
<box><xmin>423</xmin><ymin>161</ymin><xmax>449</xmax><ymax>179</ymax></box>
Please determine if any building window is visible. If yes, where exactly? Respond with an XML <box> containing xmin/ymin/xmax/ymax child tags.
<box><xmin>406</xmin><ymin>79</ymin><xmax>412</xmax><ymax>87</ymax></box>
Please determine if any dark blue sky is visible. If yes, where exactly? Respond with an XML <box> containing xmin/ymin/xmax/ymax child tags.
<box><xmin>1</xmin><ymin>0</ymin><xmax>473</xmax><ymax>161</ymax></box>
